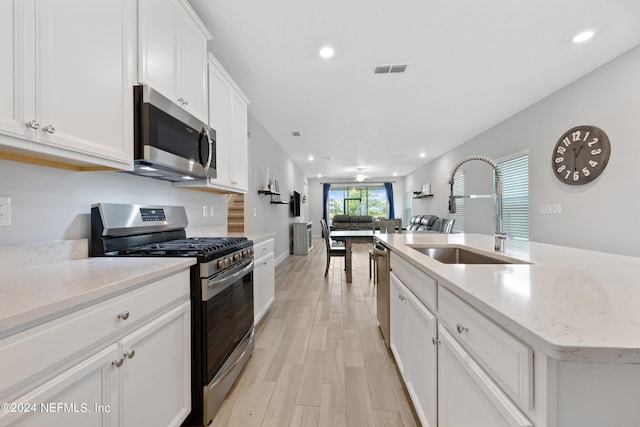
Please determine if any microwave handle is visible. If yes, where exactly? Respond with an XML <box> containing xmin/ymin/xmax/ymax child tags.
<box><xmin>199</xmin><ymin>126</ymin><xmax>213</xmax><ymax>174</ymax></box>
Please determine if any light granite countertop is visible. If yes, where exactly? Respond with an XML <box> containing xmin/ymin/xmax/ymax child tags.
<box><xmin>378</xmin><ymin>233</ymin><xmax>640</xmax><ymax>364</ymax></box>
<box><xmin>0</xmin><ymin>256</ymin><xmax>195</xmax><ymax>339</ymax></box>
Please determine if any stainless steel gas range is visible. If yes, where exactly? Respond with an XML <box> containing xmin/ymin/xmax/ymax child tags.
<box><xmin>89</xmin><ymin>203</ymin><xmax>254</xmax><ymax>426</ymax></box>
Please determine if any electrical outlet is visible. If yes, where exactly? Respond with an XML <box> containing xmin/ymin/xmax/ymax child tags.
<box><xmin>551</xmin><ymin>204</ymin><xmax>562</xmax><ymax>214</ymax></box>
<box><xmin>0</xmin><ymin>196</ymin><xmax>12</xmax><ymax>226</ymax></box>
<box><xmin>537</xmin><ymin>204</ymin><xmax>552</xmax><ymax>215</ymax></box>
<box><xmin>202</xmin><ymin>205</ymin><xmax>208</xmax><ymax>217</ymax></box>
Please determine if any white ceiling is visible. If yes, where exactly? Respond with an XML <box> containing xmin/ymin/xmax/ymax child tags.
<box><xmin>188</xmin><ymin>0</ymin><xmax>640</xmax><ymax>180</ymax></box>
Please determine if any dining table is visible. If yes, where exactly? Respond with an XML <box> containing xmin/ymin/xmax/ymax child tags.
<box><xmin>329</xmin><ymin>229</ymin><xmax>375</xmax><ymax>283</ymax></box>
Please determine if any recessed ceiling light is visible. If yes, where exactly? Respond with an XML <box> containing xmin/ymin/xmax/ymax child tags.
<box><xmin>419</xmin><ymin>152</ymin><xmax>426</xmax><ymax>158</ymax></box>
<box><xmin>308</xmin><ymin>155</ymin><xmax>314</xmax><ymax>161</ymax></box>
<box><xmin>572</xmin><ymin>30</ymin><xmax>595</xmax><ymax>44</ymax></box>
<box><xmin>393</xmin><ymin>172</ymin><xmax>398</xmax><ymax>176</ymax></box>
<box><xmin>317</xmin><ymin>174</ymin><xmax>322</xmax><ymax>178</ymax></box>
<box><xmin>319</xmin><ymin>46</ymin><xmax>334</xmax><ymax>58</ymax></box>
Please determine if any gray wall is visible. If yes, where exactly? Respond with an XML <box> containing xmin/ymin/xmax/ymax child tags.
<box><xmin>246</xmin><ymin>113</ymin><xmax>308</xmax><ymax>262</ymax></box>
<box><xmin>406</xmin><ymin>45</ymin><xmax>640</xmax><ymax>257</ymax></box>
<box><xmin>0</xmin><ymin>158</ymin><xmax>227</xmax><ymax>247</ymax></box>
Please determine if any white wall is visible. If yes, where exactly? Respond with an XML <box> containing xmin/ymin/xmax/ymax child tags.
<box><xmin>406</xmin><ymin>45</ymin><xmax>640</xmax><ymax>257</ymax></box>
<box><xmin>0</xmin><ymin>158</ymin><xmax>227</xmax><ymax>247</ymax></box>
<box><xmin>307</xmin><ymin>177</ymin><xmax>406</xmax><ymax>237</ymax></box>
<box><xmin>246</xmin><ymin>113</ymin><xmax>308</xmax><ymax>261</ymax></box>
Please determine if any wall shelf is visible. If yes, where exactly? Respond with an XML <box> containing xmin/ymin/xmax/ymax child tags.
<box><xmin>412</xmin><ymin>193</ymin><xmax>434</xmax><ymax>199</ymax></box>
<box><xmin>258</xmin><ymin>190</ymin><xmax>288</xmax><ymax>204</ymax></box>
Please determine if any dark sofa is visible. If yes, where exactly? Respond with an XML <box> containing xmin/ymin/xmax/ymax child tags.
<box><xmin>330</xmin><ymin>215</ymin><xmax>374</xmax><ymax>230</ymax></box>
<box><xmin>407</xmin><ymin>215</ymin><xmax>440</xmax><ymax>231</ymax></box>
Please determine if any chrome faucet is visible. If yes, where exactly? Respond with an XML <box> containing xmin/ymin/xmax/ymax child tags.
<box><xmin>448</xmin><ymin>155</ymin><xmax>507</xmax><ymax>252</ymax></box>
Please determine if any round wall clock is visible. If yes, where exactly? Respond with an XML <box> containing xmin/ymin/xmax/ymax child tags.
<box><xmin>551</xmin><ymin>125</ymin><xmax>611</xmax><ymax>185</ymax></box>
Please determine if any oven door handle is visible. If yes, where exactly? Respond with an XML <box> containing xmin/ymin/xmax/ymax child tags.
<box><xmin>203</xmin><ymin>260</ymin><xmax>254</xmax><ymax>301</ymax></box>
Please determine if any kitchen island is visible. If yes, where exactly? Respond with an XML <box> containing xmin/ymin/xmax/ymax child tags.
<box><xmin>376</xmin><ymin>232</ymin><xmax>640</xmax><ymax>427</ymax></box>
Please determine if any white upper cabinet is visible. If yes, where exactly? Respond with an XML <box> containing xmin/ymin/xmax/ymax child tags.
<box><xmin>175</xmin><ymin>53</ymin><xmax>249</xmax><ymax>194</ymax></box>
<box><xmin>138</xmin><ymin>0</ymin><xmax>211</xmax><ymax>123</ymax></box>
<box><xmin>0</xmin><ymin>0</ymin><xmax>135</xmax><ymax>170</ymax></box>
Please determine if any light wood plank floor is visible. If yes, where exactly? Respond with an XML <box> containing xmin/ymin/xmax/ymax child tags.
<box><xmin>211</xmin><ymin>239</ymin><xmax>420</xmax><ymax>427</ymax></box>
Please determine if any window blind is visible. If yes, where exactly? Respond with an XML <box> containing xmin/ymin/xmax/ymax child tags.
<box><xmin>497</xmin><ymin>154</ymin><xmax>529</xmax><ymax>240</ymax></box>
<box><xmin>451</xmin><ymin>173</ymin><xmax>464</xmax><ymax>233</ymax></box>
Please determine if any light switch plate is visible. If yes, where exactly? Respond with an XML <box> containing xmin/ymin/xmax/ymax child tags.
<box><xmin>0</xmin><ymin>196</ymin><xmax>11</xmax><ymax>226</ymax></box>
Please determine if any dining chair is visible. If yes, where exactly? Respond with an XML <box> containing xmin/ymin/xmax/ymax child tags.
<box><xmin>440</xmin><ymin>218</ymin><xmax>455</xmax><ymax>234</ymax></box>
<box><xmin>321</xmin><ymin>219</ymin><xmax>346</xmax><ymax>277</ymax></box>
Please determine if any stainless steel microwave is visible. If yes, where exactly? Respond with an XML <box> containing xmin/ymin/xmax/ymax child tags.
<box><xmin>130</xmin><ymin>85</ymin><xmax>216</xmax><ymax>182</ymax></box>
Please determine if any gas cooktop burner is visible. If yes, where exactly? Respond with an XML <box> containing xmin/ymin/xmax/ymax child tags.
<box><xmin>118</xmin><ymin>237</ymin><xmax>249</xmax><ymax>257</ymax></box>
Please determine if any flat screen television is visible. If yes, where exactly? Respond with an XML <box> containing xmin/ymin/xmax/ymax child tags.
<box><xmin>291</xmin><ymin>191</ymin><xmax>301</xmax><ymax>217</ymax></box>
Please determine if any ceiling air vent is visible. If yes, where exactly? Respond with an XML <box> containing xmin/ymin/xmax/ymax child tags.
<box><xmin>374</xmin><ymin>64</ymin><xmax>408</xmax><ymax>74</ymax></box>
<box><xmin>292</xmin><ymin>131</ymin><xmax>301</xmax><ymax>136</ymax></box>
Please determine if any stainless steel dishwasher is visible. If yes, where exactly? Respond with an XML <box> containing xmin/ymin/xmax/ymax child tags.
<box><xmin>373</xmin><ymin>242</ymin><xmax>391</xmax><ymax>348</ymax></box>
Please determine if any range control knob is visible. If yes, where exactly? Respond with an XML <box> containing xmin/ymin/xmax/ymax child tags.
<box><xmin>233</xmin><ymin>253</ymin><xmax>241</xmax><ymax>262</ymax></box>
<box><xmin>217</xmin><ymin>259</ymin><xmax>226</xmax><ymax>269</ymax></box>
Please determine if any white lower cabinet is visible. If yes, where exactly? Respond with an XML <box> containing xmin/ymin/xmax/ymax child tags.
<box><xmin>253</xmin><ymin>238</ymin><xmax>275</xmax><ymax>325</ymax></box>
<box><xmin>1</xmin><ymin>344</ymin><xmax>119</xmax><ymax>427</ymax></box>
<box><xmin>118</xmin><ymin>302</ymin><xmax>190</xmax><ymax>427</ymax></box>
<box><xmin>0</xmin><ymin>270</ymin><xmax>191</xmax><ymax>427</ymax></box>
<box><xmin>389</xmin><ymin>273</ymin><xmax>437</xmax><ymax>427</ymax></box>
<box><xmin>438</xmin><ymin>326</ymin><xmax>532</xmax><ymax>427</ymax></box>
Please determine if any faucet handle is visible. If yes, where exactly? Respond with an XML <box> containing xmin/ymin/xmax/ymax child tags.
<box><xmin>494</xmin><ymin>233</ymin><xmax>507</xmax><ymax>252</ymax></box>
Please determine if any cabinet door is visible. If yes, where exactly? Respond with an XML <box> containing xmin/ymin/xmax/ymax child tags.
<box><xmin>0</xmin><ymin>1</ymin><xmax>32</xmax><ymax>142</ymax></box>
<box><xmin>438</xmin><ymin>326</ymin><xmax>532</xmax><ymax>427</ymax></box>
<box><xmin>253</xmin><ymin>252</ymin><xmax>275</xmax><ymax>325</ymax></box>
<box><xmin>34</xmin><ymin>0</ymin><xmax>134</xmax><ymax>165</ymax></box>
<box><xmin>406</xmin><ymin>290</ymin><xmax>437</xmax><ymax>427</ymax></box>
<box><xmin>138</xmin><ymin>0</ymin><xmax>177</xmax><ymax>100</ymax></box>
<box><xmin>261</xmin><ymin>252</ymin><xmax>275</xmax><ymax>315</ymax></box>
<box><xmin>207</xmin><ymin>59</ymin><xmax>231</xmax><ymax>186</ymax></box>
<box><xmin>178</xmin><ymin>11</ymin><xmax>208</xmax><ymax>122</ymax></box>
<box><xmin>229</xmin><ymin>91</ymin><xmax>248</xmax><ymax>191</ymax></box>
<box><xmin>119</xmin><ymin>302</ymin><xmax>191</xmax><ymax>427</ymax></box>
<box><xmin>0</xmin><ymin>344</ymin><xmax>119</xmax><ymax>427</ymax></box>
<box><xmin>389</xmin><ymin>273</ymin><xmax>407</xmax><ymax>375</ymax></box>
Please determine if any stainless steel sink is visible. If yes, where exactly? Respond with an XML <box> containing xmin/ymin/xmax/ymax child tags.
<box><xmin>409</xmin><ymin>246</ymin><xmax>528</xmax><ymax>265</ymax></box>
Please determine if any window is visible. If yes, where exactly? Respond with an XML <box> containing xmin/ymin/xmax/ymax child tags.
<box><xmin>450</xmin><ymin>173</ymin><xmax>464</xmax><ymax>233</ymax></box>
<box><xmin>497</xmin><ymin>153</ymin><xmax>529</xmax><ymax>240</ymax></box>
<box><xmin>328</xmin><ymin>186</ymin><xmax>388</xmax><ymax>220</ymax></box>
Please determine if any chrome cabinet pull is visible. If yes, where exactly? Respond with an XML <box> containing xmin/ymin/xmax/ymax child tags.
<box><xmin>456</xmin><ymin>323</ymin><xmax>469</xmax><ymax>334</ymax></box>
<box><xmin>25</xmin><ymin>120</ymin><xmax>40</xmax><ymax>130</ymax></box>
<box><xmin>112</xmin><ymin>358</ymin><xmax>124</xmax><ymax>368</ymax></box>
<box><xmin>124</xmin><ymin>350</ymin><xmax>136</xmax><ymax>359</ymax></box>
<box><xmin>177</xmin><ymin>97</ymin><xmax>185</xmax><ymax>105</ymax></box>
<box><xmin>432</xmin><ymin>337</ymin><xmax>441</xmax><ymax>345</ymax></box>
<box><xmin>117</xmin><ymin>310</ymin><xmax>130</xmax><ymax>320</ymax></box>
<box><xmin>42</xmin><ymin>124</ymin><xmax>55</xmax><ymax>134</ymax></box>
<box><xmin>398</xmin><ymin>295</ymin><xmax>407</xmax><ymax>301</ymax></box>
<box><xmin>182</xmin><ymin>99</ymin><xmax>188</xmax><ymax>106</ymax></box>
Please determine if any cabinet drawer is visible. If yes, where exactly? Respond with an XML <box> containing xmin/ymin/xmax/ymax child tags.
<box><xmin>438</xmin><ymin>286</ymin><xmax>533</xmax><ymax>410</ymax></box>
<box><xmin>254</xmin><ymin>238</ymin><xmax>274</xmax><ymax>258</ymax></box>
<box><xmin>0</xmin><ymin>270</ymin><xmax>189</xmax><ymax>396</ymax></box>
<box><xmin>390</xmin><ymin>254</ymin><xmax>436</xmax><ymax>312</ymax></box>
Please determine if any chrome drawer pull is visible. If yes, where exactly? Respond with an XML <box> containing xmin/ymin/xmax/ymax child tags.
<box><xmin>112</xmin><ymin>358</ymin><xmax>124</xmax><ymax>368</ymax></box>
<box><xmin>456</xmin><ymin>323</ymin><xmax>469</xmax><ymax>334</ymax></box>
<box><xmin>124</xmin><ymin>350</ymin><xmax>136</xmax><ymax>359</ymax></box>
<box><xmin>117</xmin><ymin>311</ymin><xmax>130</xmax><ymax>320</ymax></box>
<box><xmin>42</xmin><ymin>124</ymin><xmax>55</xmax><ymax>134</ymax></box>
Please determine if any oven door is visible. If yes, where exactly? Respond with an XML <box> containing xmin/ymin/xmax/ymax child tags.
<box><xmin>202</xmin><ymin>258</ymin><xmax>254</xmax><ymax>384</ymax></box>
